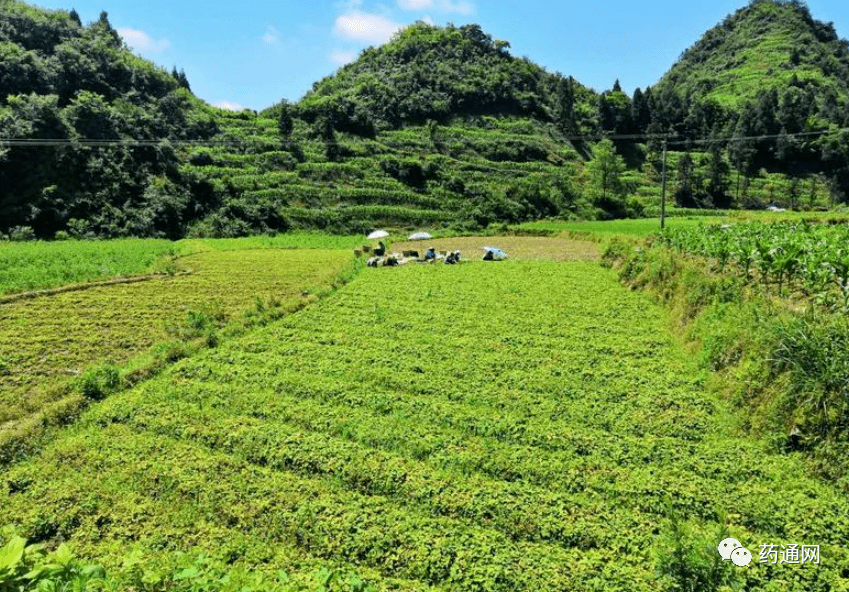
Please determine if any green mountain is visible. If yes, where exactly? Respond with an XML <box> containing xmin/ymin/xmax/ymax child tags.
<box><xmin>655</xmin><ymin>0</ymin><xmax>849</xmax><ymax>110</ymax></box>
<box><xmin>4</xmin><ymin>0</ymin><xmax>849</xmax><ymax>239</ymax></box>
<box><xmin>0</xmin><ymin>0</ymin><xmax>218</xmax><ymax>238</ymax></box>
<box><xmin>296</xmin><ymin>22</ymin><xmax>598</xmax><ymax>132</ymax></box>
<box><xmin>175</xmin><ymin>22</ymin><xmax>610</xmax><ymax>238</ymax></box>
<box><xmin>646</xmin><ymin>0</ymin><xmax>849</xmax><ymax>205</ymax></box>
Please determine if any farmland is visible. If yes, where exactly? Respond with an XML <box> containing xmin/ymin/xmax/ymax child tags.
<box><xmin>392</xmin><ymin>236</ymin><xmax>599</xmax><ymax>261</ymax></box>
<box><xmin>657</xmin><ymin>220</ymin><xmax>849</xmax><ymax>306</ymax></box>
<box><xmin>0</xmin><ymin>239</ymin><xmax>180</xmax><ymax>296</ymax></box>
<box><xmin>3</xmin><ymin>235</ymin><xmax>849</xmax><ymax>591</ymax></box>
<box><xmin>0</xmin><ymin>244</ymin><xmax>356</xmax><ymax>468</ymax></box>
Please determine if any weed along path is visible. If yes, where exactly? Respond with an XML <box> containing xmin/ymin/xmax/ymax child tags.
<box><xmin>3</xmin><ymin>259</ymin><xmax>849</xmax><ymax>590</ymax></box>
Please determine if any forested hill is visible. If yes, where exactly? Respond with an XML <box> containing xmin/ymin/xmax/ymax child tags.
<box><xmin>643</xmin><ymin>0</ymin><xmax>849</xmax><ymax>204</ymax></box>
<box><xmin>292</xmin><ymin>22</ymin><xmax>598</xmax><ymax>134</ymax></box>
<box><xmin>656</xmin><ymin>0</ymin><xmax>849</xmax><ymax>109</ymax></box>
<box><xmin>5</xmin><ymin>0</ymin><xmax>849</xmax><ymax>240</ymax></box>
<box><xmin>0</xmin><ymin>0</ymin><xmax>217</xmax><ymax>238</ymax></box>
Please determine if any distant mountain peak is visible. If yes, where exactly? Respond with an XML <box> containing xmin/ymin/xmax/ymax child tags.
<box><xmin>656</xmin><ymin>0</ymin><xmax>849</xmax><ymax>108</ymax></box>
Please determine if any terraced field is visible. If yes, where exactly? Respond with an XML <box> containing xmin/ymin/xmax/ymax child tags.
<box><xmin>0</xmin><ymin>248</ymin><xmax>354</xmax><ymax>427</ymax></box>
<box><xmin>4</xmin><ymin>256</ymin><xmax>848</xmax><ymax>590</ymax></box>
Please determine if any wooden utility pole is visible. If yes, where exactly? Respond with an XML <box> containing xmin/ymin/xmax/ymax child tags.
<box><xmin>660</xmin><ymin>138</ymin><xmax>668</xmax><ymax>230</ymax></box>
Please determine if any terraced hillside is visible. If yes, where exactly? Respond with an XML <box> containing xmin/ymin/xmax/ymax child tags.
<box><xmin>179</xmin><ymin>109</ymin><xmax>585</xmax><ymax>237</ymax></box>
<box><xmin>3</xmin><ymin>253</ymin><xmax>848</xmax><ymax>590</ymax></box>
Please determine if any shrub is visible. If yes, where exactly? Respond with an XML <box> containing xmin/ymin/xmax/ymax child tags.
<box><xmin>655</xmin><ymin>517</ymin><xmax>736</xmax><ymax>592</ymax></box>
<box><xmin>77</xmin><ymin>363</ymin><xmax>120</xmax><ymax>400</ymax></box>
<box><xmin>8</xmin><ymin>226</ymin><xmax>36</xmax><ymax>241</ymax></box>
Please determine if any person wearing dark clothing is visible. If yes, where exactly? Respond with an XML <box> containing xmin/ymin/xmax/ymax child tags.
<box><xmin>374</xmin><ymin>241</ymin><xmax>386</xmax><ymax>256</ymax></box>
<box><xmin>425</xmin><ymin>247</ymin><xmax>436</xmax><ymax>261</ymax></box>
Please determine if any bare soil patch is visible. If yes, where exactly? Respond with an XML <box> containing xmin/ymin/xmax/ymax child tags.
<box><xmin>391</xmin><ymin>235</ymin><xmax>600</xmax><ymax>262</ymax></box>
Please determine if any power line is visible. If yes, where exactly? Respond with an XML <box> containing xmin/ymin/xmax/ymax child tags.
<box><xmin>2</xmin><ymin>127</ymin><xmax>849</xmax><ymax>148</ymax></box>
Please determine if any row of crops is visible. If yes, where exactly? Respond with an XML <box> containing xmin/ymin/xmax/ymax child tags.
<box><xmin>5</xmin><ymin>261</ymin><xmax>849</xmax><ymax>590</ymax></box>
<box><xmin>657</xmin><ymin>221</ymin><xmax>849</xmax><ymax>308</ymax></box>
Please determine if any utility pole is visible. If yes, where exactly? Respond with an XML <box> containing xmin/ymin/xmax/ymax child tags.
<box><xmin>660</xmin><ymin>138</ymin><xmax>668</xmax><ymax>230</ymax></box>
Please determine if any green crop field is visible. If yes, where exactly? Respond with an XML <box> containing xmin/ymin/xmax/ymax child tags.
<box><xmin>3</xmin><ymin>252</ymin><xmax>848</xmax><ymax>591</ymax></box>
<box><xmin>0</xmin><ymin>239</ymin><xmax>181</xmax><ymax>296</ymax></box>
<box><xmin>517</xmin><ymin>217</ymin><xmax>724</xmax><ymax>236</ymax></box>
<box><xmin>0</xmin><ymin>248</ymin><xmax>354</xmax><ymax>430</ymax></box>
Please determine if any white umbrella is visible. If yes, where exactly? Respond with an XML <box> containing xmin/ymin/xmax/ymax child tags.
<box><xmin>367</xmin><ymin>230</ymin><xmax>390</xmax><ymax>240</ymax></box>
<box><xmin>408</xmin><ymin>232</ymin><xmax>433</xmax><ymax>241</ymax></box>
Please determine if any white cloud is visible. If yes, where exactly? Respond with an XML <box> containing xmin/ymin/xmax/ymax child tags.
<box><xmin>333</xmin><ymin>10</ymin><xmax>402</xmax><ymax>44</ymax></box>
<box><xmin>117</xmin><ymin>28</ymin><xmax>170</xmax><ymax>53</ymax></box>
<box><xmin>262</xmin><ymin>25</ymin><xmax>280</xmax><ymax>45</ymax></box>
<box><xmin>399</xmin><ymin>0</ymin><xmax>433</xmax><ymax>9</ymax></box>
<box><xmin>398</xmin><ymin>0</ymin><xmax>473</xmax><ymax>14</ymax></box>
<box><xmin>330</xmin><ymin>49</ymin><xmax>358</xmax><ymax>65</ymax></box>
<box><xmin>214</xmin><ymin>101</ymin><xmax>248</xmax><ymax>111</ymax></box>
<box><xmin>334</xmin><ymin>0</ymin><xmax>363</xmax><ymax>9</ymax></box>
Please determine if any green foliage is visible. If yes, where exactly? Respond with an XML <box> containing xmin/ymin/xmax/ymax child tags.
<box><xmin>0</xmin><ymin>529</ymin><xmax>108</xmax><ymax>591</ymax></box>
<box><xmin>0</xmin><ymin>0</ymin><xmax>215</xmax><ymax>239</ymax></box>
<box><xmin>77</xmin><ymin>363</ymin><xmax>121</xmax><ymax>400</ymax></box>
<box><xmin>0</xmin><ymin>238</ymin><xmax>178</xmax><ymax>295</ymax></box>
<box><xmin>655</xmin><ymin>518</ymin><xmax>736</xmax><ymax>592</ymax></box>
<box><xmin>0</xmin><ymin>246</ymin><xmax>355</xmax><ymax>432</ymax></box>
<box><xmin>658</xmin><ymin>220</ymin><xmax>849</xmax><ymax>306</ymax></box>
<box><xmin>299</xmin><ymin>22</ymin><xmax>596</xmax><ymax>131</ymax></box>
<box><xmin>4</xmin><ymin>258</ymin><xmax>849</xmax><ymax>590</ymax></box>
<box><xmin>585</xmin><ymin>139</ymin><xmax>628</xmax><ymax>215</ymax></box>
<box><xmin>771</xmin><ymin>314</ymin><xmax>849</xmax><ymax>442</ymax></box>
<box><xmin>606</xmin><ymin>225</ymin><xmax>849</xmax><ymax>488</ymax></box>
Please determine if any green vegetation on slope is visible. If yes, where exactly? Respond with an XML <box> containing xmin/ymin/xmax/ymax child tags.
<box><xmin>0</xmin><ymin>238</ymin><xmax>178</xmax><ymax>295</ymax></box>
<box><xmin>3</xmin><ymin>260</ymin><xmax>849</xmax><ymax>590</ymax></box>
<box><xmin>6</xmin><ymin>0</ymin><xmax>849</xmax><ymax>240</ymax></box>
<box><xmin>605</xmin><ymin>220</ymin><xmax>849</xmax><ymax>490</ymax></box>
<box><xmin>295</xmin><ymin>22</ymin><xmax>596</xmax><ymax>132</ymax></box>
<box><xmin>658</xmin><ymin>0</ymin><xmax>849</xmax><ymax>109</ymax></box>
<box><xmin>0</xmin><ymin>0</ymin><xmax>217</xmax><ymax>238</ymax></box>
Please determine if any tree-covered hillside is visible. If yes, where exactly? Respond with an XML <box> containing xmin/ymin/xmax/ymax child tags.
<box><xmin>295</xmin><ymin>22</ymin><xmax>598</xmax><ymax>134</ymax></box>
<box><xmin>5</xmin><ymin>0</ymin><xmax>849</xmax><ymax>239</ymax></box>
<box><xmin>657</xmin><ymin>0</ymin><xmax>849</xmax><ymax>109</ymax></box>
<box><xmin>0</xmin><ymin>0</ymin><xmax>217</xmax><ymax>238</ymax></box>
<box><xmin>643</xmin><ymin>0</ymin><xmax>849</xmax><ymax>204</ymax></box>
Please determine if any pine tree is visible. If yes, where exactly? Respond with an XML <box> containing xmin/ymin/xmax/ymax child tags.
<box><xmin>69</xmin><ymin>8</ymin><xmax>81</xmax><ymax>26</ymax></box>
<box><xmin>554</xmin><ymin>76</ymin><xmax>575</xmax><ymax>135</ymax></box>
<box><xmin>177</xmin><ymin>69</ymin><xmax>191</xmax><ymax>91</ymax></box>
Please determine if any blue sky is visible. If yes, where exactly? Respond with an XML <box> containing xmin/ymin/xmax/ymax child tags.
<box><xmin>30</xmin><ymin>0</ymin><xmax>849</xmax><ymax>111</ymax></box>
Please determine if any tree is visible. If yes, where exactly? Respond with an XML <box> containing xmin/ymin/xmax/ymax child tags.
<box><xmin>706</xmin><ymin>143</ymin><xmax>731</xmax><ymax>207</ymax></box>
<box><xmin>69</xmin><ymin>8</ymin><xmax>81</xmax><ymax>26</ymax></box>
<box><xmin>674</xmin><ymin>152</ymin><xmax>699</xmax><ymax>207</ymax></box>
<box><xmin>278</xmin><ymin>99</ymin><xmax>294</xmax><ymax>139</ymax></box>
<box><xmin>553</xmin><ymin>76</ymin><xmax>575</xmax><ymax>136</ymax></box>
<box><xmin>95</xmin><ymin>11</ymin><xmax>122</xmax><ymax>47</ymax></box>
<box><xmin>586</xmin><ymin>139</ymin><xmax>626</xmax><ymax>212</ymax></box>
<box><xmin>631</xmin><ymin>87</ymin><xmax>651</xmax><ymax>134</ymax></box>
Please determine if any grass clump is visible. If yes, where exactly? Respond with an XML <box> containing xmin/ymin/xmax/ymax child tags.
<box><xmin>76</xmin><ymin>363</ymin><xmax>121</xmax><ymax>401</ymax></box>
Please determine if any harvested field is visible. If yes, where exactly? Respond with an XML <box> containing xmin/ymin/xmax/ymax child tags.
<box><xmin>391</xmin><ymin>235</ymin><xmax>600</xmax><ymax>261</ymax></box>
